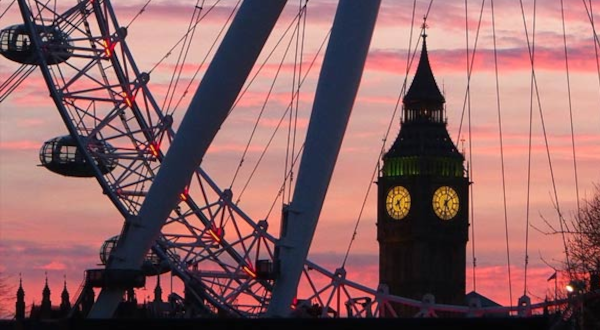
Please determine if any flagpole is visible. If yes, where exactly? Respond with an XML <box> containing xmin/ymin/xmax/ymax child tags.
<box><xmin>554</xmin><ymin>273</ymin><xmax>558</xmax><ymax>310</ymax></box>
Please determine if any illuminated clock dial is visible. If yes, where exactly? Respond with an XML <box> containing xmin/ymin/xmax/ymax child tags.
<box><xmin>432</xmin><ymin>186</ymin><xmax>459</xmax><ymax>220</ymax></box>
<box><xmin>386</xmin><ymin>186</ymin><xmax>411</xmax><ymax>220</ymax></box>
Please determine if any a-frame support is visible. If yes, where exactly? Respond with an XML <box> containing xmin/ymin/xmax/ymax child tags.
<box><xmin>266</xmin><ymin>0</ymin><xmax>381</xmax><ymax>317</ymax></box>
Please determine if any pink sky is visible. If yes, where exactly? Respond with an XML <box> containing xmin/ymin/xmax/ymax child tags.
<box><xmin>1</xmin><ymin>0</ymin><xmax>599</xmax><ymax>317</ymax></box>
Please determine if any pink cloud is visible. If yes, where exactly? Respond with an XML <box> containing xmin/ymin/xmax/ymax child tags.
<box><xmin>34</xmin><ymin>261</ymin><xmax>67</xmax><ymax>271</ymax></box>
<box><xmin>0</xmin><ymin>140</ymin><xmax>42</xmax><ymax>151</ymax></box>
<box><xmin>366</xmin><ymin>44</ymin><xmax>598</xmax><ymax>75</ymax></box>
<box><xmin>1</xmin><ymin>0</ymin><xmax>597</xmax><ymax>319</ymax></box>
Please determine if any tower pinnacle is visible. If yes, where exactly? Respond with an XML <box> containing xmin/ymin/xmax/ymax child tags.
<box><xmin>403</xmin><ymin>26</ymin><xmax>445</xmax><ymax>109</ymax></box>
<box><xmin>15</xmin><ymin>273</ymin><xmax>25</xmax><ymax>320</ymax></box>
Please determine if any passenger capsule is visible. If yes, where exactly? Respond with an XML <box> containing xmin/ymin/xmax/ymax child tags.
<box><xmin>0</xmin><ymin>24</ymin><xmax>73</xmax><ymax>65</ymax></box>
<box><xmin>100</xmin><ymin>235</ymin><xmax>172</xmax><ymax>276</ymax></box>
<box><xmin>39</xmin><ymin>135</ymin><xmax>117</xmax><ymax>177</ymax></box>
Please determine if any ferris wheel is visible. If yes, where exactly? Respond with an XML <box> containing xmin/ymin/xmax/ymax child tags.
<box><xmin>1</xmin><ymin>0</ymin><xmax>391</xmax><ymax>318</ymax></box>
<box><xmin>1</xmin><ymin>0</ymin><xmax>586</xmax><ymax>320</ymax></box>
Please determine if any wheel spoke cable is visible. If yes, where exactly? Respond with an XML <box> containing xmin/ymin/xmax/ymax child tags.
<box><xmin>342</xmin><ymin>0</ymin><xmax>421</xmax><ymax>268</ymax></box>
<box><xmin>518</xmin><ymin>0</ymin><xmax>573</xmax><ymax>280</ymax></box>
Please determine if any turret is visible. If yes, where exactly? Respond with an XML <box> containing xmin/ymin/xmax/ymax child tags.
<box><xmin>60</xmin><ymin>276</ymin><xmax>71</xmax><ymax>316</ymax></box>
<box><xmin>15</xmin><ymin>275</ymin><xmax>25</xmax><ymax>321</ymax></box>
<box><xmin>40</xmin><ymin>273</ymin><xmax>52</xmax><ymax>319</ymax></box>
<box><xmin>154</xmin><ymin>275</ymin><xmax>163</xmax><ymax>303</ymax></box>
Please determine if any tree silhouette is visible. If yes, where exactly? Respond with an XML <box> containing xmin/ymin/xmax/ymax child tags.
<box><xmin>566</xmin><ymin>183</ymin><xmax>600</xmax><ymax>286</ymax></box>
<box><xmin>0</xmin><ymin>271</ymin><xmax>15</xmax><ymax>319</ymax></box>
<box><xmin>563</xmin><ymin>183</ymin><xmax>600</xmax><ymax>330</ymax></box>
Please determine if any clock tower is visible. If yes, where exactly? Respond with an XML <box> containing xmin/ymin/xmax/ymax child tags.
<box><xmin>376</xmin><ymin>30</ymin><xmax>469</xmax><ymax>316</ymax></box>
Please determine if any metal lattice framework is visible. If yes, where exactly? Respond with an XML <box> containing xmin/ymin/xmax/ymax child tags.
<box><xmin>3</xmin><ymin>0</ymin><xmax>574</xmax><ymax>319</ymax></box>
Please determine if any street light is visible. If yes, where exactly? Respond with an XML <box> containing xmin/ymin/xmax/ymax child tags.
<box><xmin>566</xmin><ymin>280</ymin><xmax>586</xmax><ymax>329</ymax></box>
<box><xmin>566</xmin><ymin>280</ymin><xmax>585</xmax><ymax>294</ymax></box>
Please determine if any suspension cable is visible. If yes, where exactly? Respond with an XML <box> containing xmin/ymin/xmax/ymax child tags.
<box><xmin>168</xmin><ymin>0</ymin><xmax>240</xmax><ymax>114</ymax></box>
<box><xmin>0</xmin><ymin>65</ymin><xmax>36</xmax><ymax>103</ymax></box>
<box><xmin>227</xmin><ymin>4</ymin><xmax>308</xmax><ymax>192</ymax></box>
<box><xmin>283</xmin><ymin>0</ymin><xmax>307</xmax><ymax>206</ymax></box>
<box><xmin>487</xmin><ymin>0</ymin><xmax>515</xmax><ymax>302</ymax></box>
<box><xmin>125</xmin><ymin>0</ymin><xmax>151</xmax><ymax>28</ymax></box>
<box><xmin>582</xmin><ymin>0</ymin><xmax>600</xmax><ymax>48</ymax></box>
<box><xmin>560</xmin><ymin>0</ymin><xmax>581</xmax><ymax>219</ymax></box>
<box><xmin>236</xmin><ymin>31</ymin><xmax>331</xmax><ymax>219</ymax></box>
<box><xmin>292</xmin><ymin>0</ymin><xmax>307</xmax><ymax>202</ymax></box>
<box><xmin>0</xmin><ymin>0</ymin><xmax>16</xmax><ymax>20</ymax></box>
<box><xmin>162</xmin><ymin>1</ymin><xmax>203</xmax><ymax>114</ymax></box>
<box><xmin>582</xmin><ymin>0</ymin><xmax>600</xmax><ymax>122</ymax></box>
<box><xmin>262</xmin><ymin>31</ymin><xmax>331</xmax><ymax>219</ymax></box>
<box><xmin>518</xmin><ymin>0</ymin><xmax>573</xmax><ymax>279</ymax></box>
<box><xmin>523</xmin><ymin>0</ymin><xmax>537</xmax><ymax>300</ymax></box>
<box><xmin>455</xmin><ymin>0</ymin><xmax>487</xmax><ymax>296</ymax></box>
<box><xmin>341</xmin><ymin>0</ymin><xmax>427</xmax><ymax>268</ymax></box>
<box><xmin>148</xmin><ymin>0</ymin><xmax>230</xmax><ymax>75</ymax></box>
<box><xmin>464</xmin><ymin>0</ymin><xmax>477</xmax><ymax>294</ymax></box>
<box><xmin>228</xmin><ymin>7</ymin><xmax>307</xmax><ymax>116</ymax></box>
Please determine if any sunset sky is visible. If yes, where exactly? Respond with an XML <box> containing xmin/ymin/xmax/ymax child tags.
<box><xmin>1</xmin><ymin>0</ymin><xmax>599</xmax><ymax>317</ymax></box>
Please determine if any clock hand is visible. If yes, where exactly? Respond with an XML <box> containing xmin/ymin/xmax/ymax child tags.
<box><xmin>443</xmin><ymin>198</ymin><xmax>450</xmax><ymax>215</ymax></box>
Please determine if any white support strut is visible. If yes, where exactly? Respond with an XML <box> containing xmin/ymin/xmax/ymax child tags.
<box><xmin>266</xmin><ymin>0</ymin><xmax>381</xmax><ymax>317</ymax></box>
<box><xmin>88</xmin><ymin>0</ymin><xmax>288</xmax><ymax>318</ymax></box>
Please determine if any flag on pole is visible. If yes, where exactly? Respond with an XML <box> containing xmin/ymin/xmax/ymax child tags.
<box><xmin>547</xmin><ymin>271</ymin><xmax>557</xmax><ymax>281</ymax></box>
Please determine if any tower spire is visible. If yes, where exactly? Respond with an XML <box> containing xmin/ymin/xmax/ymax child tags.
<box><xmin>15</xmin><ymin>273</ymin><xmax>25</xmax><ymax>320</ymax></box>
<box><xmin>60</xmin><ymin>274</ymin><xmax>71</xmax><ymax>315</ymax></box>
<box><xmin>403</xmin><ymin>23</ymin><xmax>445</xmax><ymax>112</ymax></box>
<box><xmin>40</xmin><ymin>271</ymin><xmax>52</xmax><ymax>318</ymax></box>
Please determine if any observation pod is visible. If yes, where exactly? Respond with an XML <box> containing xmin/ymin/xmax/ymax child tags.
<box><xmin>100</xmin><ymin>236</ymin><xmax>172</xmax><ymax>276</ymax></box>
<box><xmin>0</xmin><ymin>24</ymin><xmax>73</xmax><ymax>65</ymax></box>
<box><xmin>39</xmin><ymin>135</ymin><xmax>117</xmax><ymax>177</ymax></box>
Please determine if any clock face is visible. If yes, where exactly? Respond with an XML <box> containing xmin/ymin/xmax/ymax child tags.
<box><xmin>432</xmin><ymin>186</ymin><xmax>460</xmax><ymax>220</ymax></box>
<box><xmin>386</xmin><ymin>186</ymin><xmax>411</xmax><ymax>220</ymax></box>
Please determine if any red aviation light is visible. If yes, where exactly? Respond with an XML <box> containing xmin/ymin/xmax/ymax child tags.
<box><xmin>180</xmin><ymin>186</ymin><xmax>189</xmax><ymax>201</ymax></box>
<box><xmin>121</xmin><ymin>91</ymin><xmax>135</xmax><ymax>108</ymax></box>
<box><xmin>149</xmin><ymin>141</ymin><xmax>160</xmax><ymax>157</ymax></box>
<box><xmin>102</xmin><ymin>39</ymin><xmax>115</xmax><ymax>57</ymax></box>
<box><xmin>208</xmin><ymin>226</ymin><xmax>223</xmax><ymax>243</ymax></box>
<box><xmin>242</xmin><ymin>263</ymin><xmax>257</xmax><ymax>279</ymax></box>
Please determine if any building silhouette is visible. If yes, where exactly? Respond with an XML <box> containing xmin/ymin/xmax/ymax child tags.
<box><xmin>20</xmin><ymin>273</ymin><xmax>73</xmax><ymax>320</ymax></box>
<box><xmin>376</xmin><ymin>29</ymin><xmax>470</xmax><ymax>317</ymax></box>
